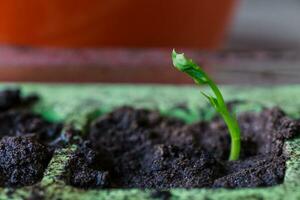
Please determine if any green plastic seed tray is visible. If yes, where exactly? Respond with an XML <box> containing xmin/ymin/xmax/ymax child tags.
<box><xmin>0</xmin><ymin>83</ymin><xmax>300</xmax><ymax>200</ymax></box>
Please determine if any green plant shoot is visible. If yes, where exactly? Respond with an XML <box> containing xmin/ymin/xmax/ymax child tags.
<box><xmin>172</xmin><ymin>49</ymin><xmax>241</xmax><ymax>160</ymax></box>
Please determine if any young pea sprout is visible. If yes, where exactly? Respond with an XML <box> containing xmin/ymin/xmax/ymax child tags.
<box><xmin>172</xmin><ymin>49</ymin><xmax>241</xmax><ymax>160</ymax></box>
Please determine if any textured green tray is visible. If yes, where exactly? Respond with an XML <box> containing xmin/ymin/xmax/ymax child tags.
<box><xmin>0</xmin><ymin>84</ymin><xmax>300</xmax><ymax>200</ymax></box>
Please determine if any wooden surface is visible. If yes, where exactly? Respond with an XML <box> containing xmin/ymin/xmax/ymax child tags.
<box><xmin>0</xmin><ymin>46</ymin><xmax>299</xmax><ymax>84</ymax></box>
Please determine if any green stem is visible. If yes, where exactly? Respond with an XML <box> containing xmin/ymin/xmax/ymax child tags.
<box><xmin>207</xmin><ymin>79</ymin><xmax>241</xmax><ymax>160</ymax></box>
<box><xmin>221</xmin><ymin>110</ymin><xmax>241</xmax><ymax>160</ymax></box>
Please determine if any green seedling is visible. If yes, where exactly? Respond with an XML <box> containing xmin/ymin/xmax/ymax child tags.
<box><xmin>172</xmin><ymin>49</ymin><xmax>241</xmax><ymax>160</ymax></box>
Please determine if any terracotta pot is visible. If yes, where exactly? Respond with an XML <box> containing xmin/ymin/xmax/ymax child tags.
<box><xmin>0</xmin><ymin>0</ymin><xmax>235</xmax><ymax>49</ymax></box>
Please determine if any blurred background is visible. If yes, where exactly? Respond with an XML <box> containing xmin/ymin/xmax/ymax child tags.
<box><xmin>0</xmin><ymin>0</ymin><xmax>299</xmax><ymax>84</ymax></box>
<box><xmin>227</xmin><ymin>0</ymin><xmax>300</xmax><ymax>50</ymax></box>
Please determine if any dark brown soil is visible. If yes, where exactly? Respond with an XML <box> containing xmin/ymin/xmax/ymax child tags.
<box><xmin>0</xmin><ymin>135</ymin><xmax>51</xmax><ymax>187</ymax></box>
<box><xmin>0</xmin><ymin>88</ymin><xmax>38</xmax><ymax>112</ymax></box>
<box><xmin>68</xmin><ymin>141</ymin><xmax>110</xmax><ymax>188</ymax></box>
<box><xmin>0</xmin><ymin>110</ymin><xmax>62</xmax><ymax>143</ymax></box>
<box><xmin>68</xmin><ymin>106</ymin><xmax>300</xmax><ymax>189</ymax></box>
<box><xmin>0</xmin><ymin>89</ymin><xmax>62</xmax><ymax>187</ymax></box>
<box><xmin>1</xmin><ymin>88</ymin><xmax>298</xmax><ymax>189</ymax></box>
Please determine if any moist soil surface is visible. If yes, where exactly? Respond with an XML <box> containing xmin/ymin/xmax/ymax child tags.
<box><xmin>1</xmin><ymin>87</ymin><xmax>299</xmax><ymax>190</ymax></box>
<box><xmin>0</xmin><ymin>89</ymin><xmax>62</xmax><ymax>187</ymax></box>
<box><xmin>69</xmin><ymin>106</ymin><xmax>300</xmax><ymax>189</ymax></box>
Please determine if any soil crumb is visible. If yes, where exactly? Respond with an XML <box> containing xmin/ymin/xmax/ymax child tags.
<box><xmin>0</xmin><ymin>110</ymin><xmax>62</xmax><ymax>143</ymax></box>
<box><xmin>0</xmin><ymin>136</ymin><xmax>51</xmax><ymax>187</ymax></box>
<box><xmin>0</xmin><ymin>88</ymin><xmax>62</xmax><ymax>187</ymax></box>
<box><xmin>0</xmin><ymin>89</ymin><xmax>38</xmax><ymax>112</ymax></box>
<box><xmin>68</xmin><ymin>142</ymin><xmax>110</xmax><ymax>188</ymax></box>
